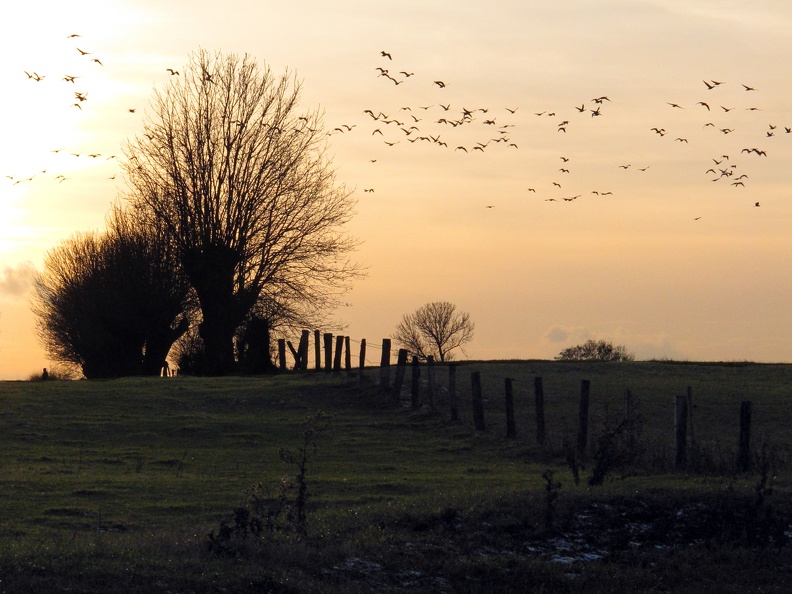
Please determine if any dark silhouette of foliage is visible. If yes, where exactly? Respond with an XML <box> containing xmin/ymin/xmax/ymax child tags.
<box><xmin>123</xmin><ymin>49</ymin><xmax>360</xmax><ymax>375</ymax></box>
<box><xmin>393</xmin><ymin>301</ymin><xmax>474</xmax><ymax>362</ymax></box>
<box><xmin>32</xmin><ymin>208</ymin><xmax>191</xmax><ymax>379</ymax></box>
<box><xmin>555</xmin><ymin>339</ymin><xmax>635</xmax><ymax>362</ymax></box>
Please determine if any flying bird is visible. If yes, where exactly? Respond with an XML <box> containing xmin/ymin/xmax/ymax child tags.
<box><xmin>166</xmin><ymin>68</ymin><xmax>179</xmax><ymax>75</ymax></box>
<box><xmin>380</xmin><ymin>50</ymin><xmax>392</xmax><ymax>60</ymax></box>
<box><xmin>433</xmin><ymin>80</ymin><xmax>446</xmax><ymax>88</ymax></box>
<box><xmin>697</xmin><ymin>102</ymin><xmax>710</xmax><ymax>110</ymax></box>
<box><xmin>91</xmin><ymin>58</ymin><xmax>103</xmax><ymax>66</ymax></box>
<box><xmin>742</xmin><ymin>84</ymin><xmax>756</xmax><ymax>91</ymax></box>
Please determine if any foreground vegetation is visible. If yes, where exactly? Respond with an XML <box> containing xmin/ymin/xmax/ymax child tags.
<box><xmin>2</xmin><ymin>360</ymin><xmax>792</xmax><ymax>592</ymax></box>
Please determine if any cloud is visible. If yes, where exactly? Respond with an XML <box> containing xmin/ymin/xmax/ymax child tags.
<box><xmin>542</xmin><ymin>325</ymin><xmax>592</xmax><ymax>344</ymax></box>
<box><xmin>0</xmin><ymin>262</ymin><xmax>37</xmax><ymax>298</ymax></box>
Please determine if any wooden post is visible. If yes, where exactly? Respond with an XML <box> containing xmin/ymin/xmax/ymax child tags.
<box><xmin>410</xmin><ymin>356</ymin><xmax>421</xmax><ymax>410</ymax></box>
<box><xmin>674</xmin><ymin>394</ymin><xmax>687</xmax><ymax>469</ymax></box>
<box><xmin>358</xmin><ymin>338</ymin><xmax>367</xmax><ymax>381</ymax></box>
<box><xmin>314</xmin><ymin>330</ymin><xmax>321</xmax><ymax>371</ymax></box>
<box><xmin>624</xmin><ymin>388</ymin><xmax>635</xmax><ymax>454</ymax></box>
<box><xmin>287</xmin><ymin>341</ymin><xmax>300</xmax><ymax>369</ymax></box>
<box><xmin>505</xmin><ymin>378</ymin><xmax>516</xmax><ymax>439</ymax></box>
<box><xmin>449</xmin><ymin>363</ymin><xmax>458</xmax><ymax>421</ymax></box>
<box><xmin>277</xmin><ymin>339</ymin><xmax>287</xmax><ymax>371</ymax></box>
<box><xmin>686</xmin><ymin>386</ymin><xmax>696</xmax><ymax>448</ymax></box>
<box><xmin>427</xmin><ymin>355</ymin><xmax>436</xmax><ymax>411</ymax></box>
<box><xmin>738</xmin><ymin>400</ymin><xmax>752</xmax><ymax>472</ymax></box>
<box><xmin>379</xmin><ymin>338</ymin><xmax>391</xmax><ymax>390</ymax></box>
<box><xmin>471</xmin><ymin>371</ymin><xmax>486</xmax><ymax>431</ymax></box>
<box><xmin>333</xmin><ymin>335</ymin><xmax>344</xmax><ymax>372</ymax></box>
<box><xmin>393</xmin><ymin>348</ymin><xmax>408</xmax><ymax>403</ymax></box>
<box><xmin>323</xmin><ymin>333</ymin><xmax>333</xmax><ymax>373</ymax></box>
<box><xmin>577</xmin><ymin>379</ymin><xmax>590</xmax><ymax>454</ymax></box>
<box><xmin>345</xmin><ymin>336</ymin><xmax>353</xmax><ymax>377</ymax></box>
<box><xmin>298</xmin><ymin>330</ymin><xmax>309</xmax><ymax>371</ymax></box>
<box><xmin>534</xmin><ymin>376</ymin><xmax>545</xmax><ymax>446</ymax></box>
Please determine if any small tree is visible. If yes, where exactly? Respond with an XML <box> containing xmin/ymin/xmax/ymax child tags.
<box><xmin>555</xmin><ymin>339</ymin><xmax>634</xmax><ymax>362</ymax></box>
<box><xmin>32</xmin><ymin>208</ymin><xmax>191</xmax><ymax>378</ymax></box>
<box><xmin>393</xmin><ymin>301</ymin><xmax>474</xmax><ymax>362</ymax></box>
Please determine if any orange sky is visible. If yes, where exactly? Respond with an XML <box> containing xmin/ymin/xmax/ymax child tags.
<box><xmin>1</xmin><ymin>1</ymin><xmax>792</xmax><ymax>378</ymax></box>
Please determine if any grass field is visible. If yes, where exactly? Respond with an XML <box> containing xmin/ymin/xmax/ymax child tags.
<box><xmin>1</xmin><ymin>360</ymin><xmax>791</xmax><ymax>592</ymax></box>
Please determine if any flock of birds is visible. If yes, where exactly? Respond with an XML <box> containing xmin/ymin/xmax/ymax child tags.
<box><xmin>6</xmin><ymin>33</ymin><xmax>180</xmax><ymax>190</ymax></box>
<box><xmin>7</xmin><ymin>39</ymin><xmax>791</xmax><ymax>222</ymax></box>
<box><xmin>322</xmin><ymin>51</ymin><xmax>791</xmax><ymax>215</ymax></box>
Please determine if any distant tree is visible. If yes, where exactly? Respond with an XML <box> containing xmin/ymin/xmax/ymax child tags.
<box><xmin>122</xmin><ymin>49</ymin><xmax>360</xmax><ymax>375</ymax></box>
<box><xmin>555</xmin><ymin>339</ymin><xmax>635</xmax><ymax>362</ymax></box>
<box><xmin>32</xmin><ymin>208</ymin><xmax>192</xmax><ymax>378</ymax></box>
<box><xmin>393</xmin><ymin>301</ymin><xmax>474</xmax><ymax>362</ymax></box>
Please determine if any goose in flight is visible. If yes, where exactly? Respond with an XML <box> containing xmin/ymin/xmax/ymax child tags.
<box><xmin>166</xmin><ymin>68</ymin><xmax>179</xmax><ymax>75</ymax></box>
<box><xmin>380</xmin><ymin>50</ymin><xmax>392</xmax><ymax>60</ymax></box>
<box><xmin>433</xmin><ymin>80</ymin><xmax>446</xmax><ymax>88</ymax></box>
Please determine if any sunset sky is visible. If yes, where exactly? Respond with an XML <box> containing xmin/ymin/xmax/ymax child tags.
<box><xmin>1</xmin><ymin>1</ymin><xmax>791</xmax><ymax>379</ymax></box>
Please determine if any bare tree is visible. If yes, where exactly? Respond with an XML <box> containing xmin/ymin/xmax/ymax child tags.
<box><xmin>122</xmin><ymin>49</ymin><xmax>360</xmax><ymax>375</ymax></box>
<box><xmin>393</xmin><ymin>301</ymin><xmax>474</xmax><ymax>362</ymax></box>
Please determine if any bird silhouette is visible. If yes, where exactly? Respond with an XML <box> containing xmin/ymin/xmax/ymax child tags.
<box><xmin>380</xmin><ymin>51</ymin><xmax>392</xmax><ymax>60</ymax></box>
<box><xmin>697</xmin><ymin>102</ymin><xmax>710</xmax><ymax>110</ymax></box>
<box><xmin>76</xmin><ymin>47</ymin><xmax>90</xmax><ymax>55</ymax></box>
<box><xmin>433</xmin><ymin>80</ymin><xmax>446</xmax><ymax>88</ymax></box>
<box><xmin>166</xmin><ymin>68</ymin><xmax>179</xmax><ymax>75</ymax></box>
<box><xmin>742</xmin><ymin>84</ymin><xmax>756</xmax><ymax>91</ymax></box>
<box><xmin>62</xmin><ymin>75</ymin><xmax>78</xmax><ymax>83</ymax></box>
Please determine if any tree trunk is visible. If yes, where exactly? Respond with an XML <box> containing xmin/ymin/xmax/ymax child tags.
<box><xmin>182</xmin><ymin>244</ymin><xmax>243</xmax><ymax>376</ymax></box>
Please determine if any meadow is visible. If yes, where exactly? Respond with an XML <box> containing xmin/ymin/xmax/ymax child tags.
<box><xmin>0</xmin><ymin>360</ymin><xmax>791</xmax><ymax>592</ymax></box>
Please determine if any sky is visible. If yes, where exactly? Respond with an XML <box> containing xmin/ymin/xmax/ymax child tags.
<box><xmin>1</xmin><ymin>0</ymin><xmax>791</xmax><ymax>379</ymax></box>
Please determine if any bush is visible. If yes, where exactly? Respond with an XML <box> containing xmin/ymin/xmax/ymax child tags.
<box><xmin>555</xmin><ymin>339</ymin><xmax>634</xmax><ymax>362</ymax></box>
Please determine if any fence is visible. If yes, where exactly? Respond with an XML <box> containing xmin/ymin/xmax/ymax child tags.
<box><xmin>277</xmin><ymin>332</ymin><xmax>772</xmax><ymax>474</ymax></box>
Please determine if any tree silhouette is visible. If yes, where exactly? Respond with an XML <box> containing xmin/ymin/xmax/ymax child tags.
<box><xmin>393</xmin><ymin>301</ymin><xmax>474</xmax><ymax>362</ymax></box>
<box><xmin>123</xmin><ymin>50</ymin><xmax>359</xmax><ymax>375</ymax></box>
<box><xmin>555</xmin><ymin>339</ymin><xmax>634</xmax><ymax>362</ymax></box>
<box><xmin>32</xmin><ymin>208</ymin><xmax>191</xmax><ymax>378</ymax></box>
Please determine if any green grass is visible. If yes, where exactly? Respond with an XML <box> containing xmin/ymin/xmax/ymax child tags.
<box><xmin>0</xmin><ymin>361</ymin><xmax>791</xmax><ymax>592</ymax></box>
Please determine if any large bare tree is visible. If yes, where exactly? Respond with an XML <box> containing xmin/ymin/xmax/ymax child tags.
<box><xmin>393</xmin><ymin>301</ymin><xmax>475</xmax><ymax>362</ymax></box>
<box><xmin>122</xmin><ymin>50</ymin><xmax>359</xmax><ymax>374</ymax></box>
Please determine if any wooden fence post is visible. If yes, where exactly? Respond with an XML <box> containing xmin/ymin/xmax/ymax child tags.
<box><xmin>345</xmin><ymin>336</ymin><xmax>353</xmax><ymax>377</ymax></box>
<box><xmin>534</xmin><ymin>376</ymin><xmax>545</xmax><ymax>446</ymax></box>
<box><xmin>410</xmin><ymin>356</ymin><xmax>421</xmax><ymax>410</ymax></box>
<box><xmin>278</xmin><ymin>339</ymin><xmax>287</xmax><ymax>371</ymax></box>
<box><xmin>287</xmin><ymin>341</ymin><xmax>300</xmax><ymax>370</ymax></box>
<box><xmin>298</xmin><ymin>330</ymin><xmax>309</xmax><ymax>371</ymax></box>
<box><xmin>358</xmin><ymin>338</ymin><xmax>367</xmax><ymax>381</ymax></box>
<box><xmin>314</xmin><ymin>330</ymin><xmax>321</xmax><ymax>371</ymax></box>
<box><xmin>449</xmin><ymin>363</ymin><xmax>458</xmax><ymax>421</ymax></box>
<box><xmin>686</xmin><ymin>386</ymin><xmax>696</xmax><ymax>448</ymax></box>
<box><xmin>624</xmin><ymin>388</ymin><xmax>635</xmax><ymax>454</ymax></box>
<box><xmin>505</xmin><ymin>378</ymin><xmax>516</xmax><ymax>439</ymax></box>
<box><xmin>393</xmin><ymin>349</ymin><xmax>408</xmax><ymax>403</ymax></box>
<box><xmin>674</xmin><ymin>394</ymin><xmax>687</xmax><ymax>469</ymax></box>
<box><xmin>471</xmin><ymin>371</ymin><xmax>486</xmax><ymax>431</ymax></box>
<box><xmin>379</xmin><ymin>338</ymin><xmax>391</xmax><ymax>390</ymax></box>
<box><xmin>333</xmin><ymin>335</ymin><xmax>344</xmax><ymax>372</ymax></box>
<box><xmin>427</xmin><ymin>355</ymin><xmax>436</xmax><ymax>411</ymax></box>
<box><xmin>323</xmin><ymin>333</ymin><xmax>333</xmax><ymax>373</ymax></box>
<box><xmin>577</xmin><ymin>379</ymin><xmax>590</xmax><ymax>454</ymax></box>
<box><xmin>738</xmin><ymin>400</ymin><xmax>752</xmax><ymax>472</ymax></box>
